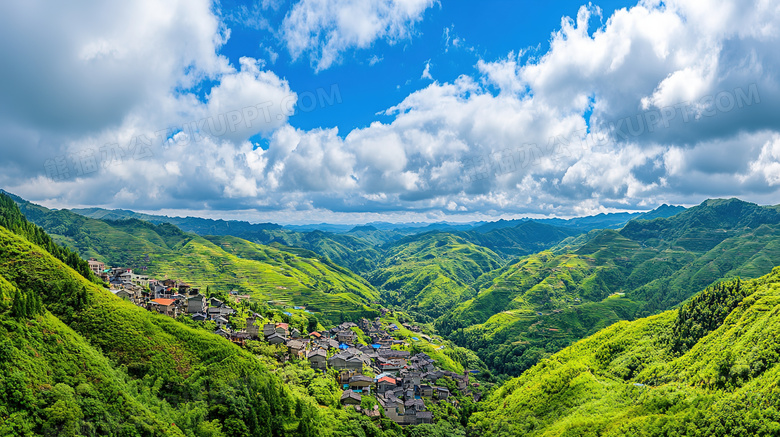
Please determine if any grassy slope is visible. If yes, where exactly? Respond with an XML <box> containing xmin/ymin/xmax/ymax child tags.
<box><xmin>0</xmin><ymin>302</ymin><xmax>180</xmax><ymax>436</ymax></box>
<box><xmin>70</xmin><ymin>204</ymin><xmax>386</xmax><ymax>274</ymax></box>
<box><xmin>0</xmin><ymin>225</ymin><xmax>324</xmax><ymax>436</ymax></box>
<box><xmin>471</xmin><ymin>268</ymin><xmax>780</xmax><ymax>436</ymax></box>
<box><xmin>367</xmin><ymin>233</ymin><xmax>504</xmax><ymax>319</ymax></box>
<box><xmin>16</xmin><ymin>202</ymin><xmax>379</xmax><ymax>324</ymax></box>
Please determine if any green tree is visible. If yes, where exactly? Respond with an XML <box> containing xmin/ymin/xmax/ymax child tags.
<box><xmin>41</xmin><ymin>383</ymin><xmax>83</xmax><ymax>437</ymax></box>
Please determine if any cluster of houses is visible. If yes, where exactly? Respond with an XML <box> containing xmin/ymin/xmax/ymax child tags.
<box><xmin>251</xmin><ymin>316</ymin><xmax>470</xmax><ymax>426</ymax></box>
<box><xmin>92</xmin><ymin>260</ymin><xmax>238</xmax><ymax>327</ymax></box>
<box><xmin>92</xmin><ymin>259</ymin><xmax>470</xmax><ymax>426</ymax></box>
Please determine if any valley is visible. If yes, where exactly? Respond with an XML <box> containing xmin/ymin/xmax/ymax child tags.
<box><xmin>3</xmin><ymin>191</ymin><xmax>780</xmax><ymax>435</ymax></box>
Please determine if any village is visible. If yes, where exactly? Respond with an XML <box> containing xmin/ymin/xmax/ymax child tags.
<box><xmin>89</xmin><ymin>258</ymin><xmax>472</xmax><ymax>426</ymax></box>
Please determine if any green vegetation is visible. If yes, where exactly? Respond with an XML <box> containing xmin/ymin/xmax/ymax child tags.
<box><xmin>367</xmin><ymin>233</ymin><xmax>503</xmax><ymax>318</ymax></box>
<box><xmin>0</xmin><ymin>222</ymin><xmax>318</xmax><ymax>435</ymax></box>
<box><xmin>70</xmin><ymin>206</ymin><xmax>386</xmax><ymax>274</ymax></box>
<box><xmin>0</xmin><ymin>196</ymin><xmax>490</xmax><ymax>436</ymax></box>
<box><xmin>438</xmin><ymin>199</ymin><xmax>780</xmax><ymax>377</ymax></box>
<box><xmin>11</xmin><ymin>195</ymin><xmax>379</xmax><ymax>325</ymax></box>
<box><xmin>8</xmin><ymin>191</ymin><xmax>780</xmax><ymax>434</ymax></box>
<box><xmin>462</xmin><ymin>221</ymin><xmax>579</xmax><ymax>257</ymax></box>
<box><xmin>0</xmin><ymin>193</ymin><xmax>97</xmax><ymax>283</ymax></box>
<box><xmin>470</xmin><ymin>269</ymin><xmax>780</xmax><ymax>435</ymax></box>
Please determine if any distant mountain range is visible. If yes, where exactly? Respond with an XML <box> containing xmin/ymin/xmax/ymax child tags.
<box><xmin>66</xmin><ymin>201</ymin><xmax>685</xmax><ymax>235</ymax></box>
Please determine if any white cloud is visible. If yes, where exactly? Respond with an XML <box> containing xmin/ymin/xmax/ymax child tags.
<box><xmin>369</xmin><ymin>54</ymin><xmax>383</xmax><ymax>66</ymax></box>
<box><xmin>0</xmin><ymin>0</ymin><xmax>231</xmax><ymax>135</ymax></box>
<box><xmin>746</xmin><ymin>134</ymin><xmax>780</xmax><ymax>186</ymax></box>
<box><xmin>477</xmin><ymin>53</ymin><xmax>522</xmax><ymax>94</ymax></box>
<box><xmin>421</xmin><ymin>61</ymin><xmax>432</xmax><ymax>80</ymax></box>
<box><xmin>281</xmin><ymin>0</ymin><xmax>435</xmax><ymax>71</ymax></box>
<box><xmin>4</xmin><ymin>0</ymin><xmax>780</xmax><ymax>222</ymax></box>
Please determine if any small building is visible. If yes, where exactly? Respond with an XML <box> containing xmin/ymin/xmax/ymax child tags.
<box><xmin>404</xmin><ymin>398</ymin><xmax>425</xmax><ymax>413</ymax></box>
<box><xmin>132</xmin><ymin>274</ymin><xmax>151</xmax><ymax>288</ymax></box>
<box><xmin>213</xmin><ymin>316</ymin><xmax>229</xmax><ymax>328</ymax></box>
<box><xmin>149</xmin><ymin>298</ymin><xmax>177</xmax><ymax>317</ymax></box>
<box><xmin>379</xmin><ymin>393</ymin><xmax>406</xmax><ymax>424</ymax></box>
<box><xmin>416</xmin><ymin>411</ymin><xmax>432</xmax><ymax>424</ymax></box>
<box><xmin>275</xmin><ymin>323</ymin><xmax>290</xmax><ymax>337</ymax></box>
<box><xmin>149</xmin><ymin>283</ymin><xmax>168</xmax><ymax>299</ymax></box>
<box><xmin>267</xmin><ymin>333</ymin><xmax>287</xmax><ymax>345</ymax></box>
<box><xmin>349</xmin><ymin>375</ymin><xmax>374</xmax><ymax>392</ymax></box>
<box><xmin>379</xmin><ymin>349</ymin><xmax>410</xmax><ymax>359</ymax></box>
<box><xmin>377</xmin><ymin>376</ymin><xmax>397</xmax><ymax>394</ymax></box>
<box><xmin>340</xmin><ymin>390</ymin><xmax>361</xmax><ymax>406</ymax></box>
<box><xmin>323</xmin><ymin>339</ymin><xmax>340</xmax><ymax>350</ymax></box>
<box><xmin>435</xmin><ymin>387</ymin><xmax>450</xmax><ymax>399</ymax></box>
<box><xmin>337</xmin><ymin>330</ymin><xmax>356</xmax><ymax>344</ymax></box>
<box><xmin>345</xmin><ymin>356</ymin><xmax>366</xmax><ymax>371</ymax></box>
<box><xmin>287</xmin><ymin>339</ymin><xmax>306</xmax><ymax>359</ymax></box>
<box><xmin>307</xmin><ymin>348</ymin><xmax>328</xmax><ymax>370</ymax></box>
<box><xmin>191</xmin><ymin>312</ymin><xmax>207</xmax><ymax>322</ymax></box>
<box><xmin>87</xmin><ymin>258</ymin><xmax>105</xmax><ymax>277</ymax></box>
<box><xmin>328</xmin><ymin>352</ymin><xmax>349</xmax><ymax>370</ymax></box>
<box><xmin>187</xmin><ymin>294</ymin><xmax>207</xmax><ymax>314</ymax></box>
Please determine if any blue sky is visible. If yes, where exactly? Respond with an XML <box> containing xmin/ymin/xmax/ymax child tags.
<box><xmin>0</xmin><ymin>0</ymin><xmax>779</xmax><ymax>224</ymax></box>
<box><xmin>219</xmin><ymin>0</ymin><xmax>635</xmax><ymax>135</ymax></box>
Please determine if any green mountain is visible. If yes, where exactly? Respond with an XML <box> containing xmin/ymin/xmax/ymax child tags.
<box><xmin>249</xmin><ymin>230</ymin><xmax>383</xmax><ymax>274</ymax></box>
<box><xmin>470</xmin><ymin>270</ymin><xmax>780</xmax><ymax>435</ymax></box>
<box><xmin>438</xmin><ymin>199</ymin><xmax>780</xmax><ymax>376</ymax></box>
<box><xmin>366</xmin><ymin>232</ymin><xmax>504</xmax><ymax>319</ymax></box>
<box><xmin>11</xmin><ymin>196</ymin><xmax>379</xmax><ymax>324</ymax></box>
<box><xmin>0</xmin><ymin>201</ymin><xmax>326</xmax><ymax>436</ymax></box>
<box><xmin>4</xmin><ymin>192</ymin><xmax>494</xmax><ymax>437</ymax></box>
<box><xmin>58</xmin><ymin>205</ymin><xmax>384</xmax><ymax>274</ymax></box>
<box><xmin>70</xmin><ymin>207</ymin><xmax>284</xmax><ymax>233</ymax></box>
<box><xmin>357</xmin><ymin>222</ymin><xmax>584</xmax><ymax>321</ymax></box>
<box><xmin>462</xmin><ymin>221</ymin><xmax>581</xmax><ymax>257</ymax></box>
<box><xmin>469</xmin><ymin>204</ymin><xmax>686</xmax><ymax>234</ymax></box>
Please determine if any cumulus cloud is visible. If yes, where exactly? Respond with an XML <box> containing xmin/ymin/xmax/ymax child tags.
<box><xmin>3</xmin><ymin>0</ymin><xmax>780</xmax><ymax>222</ymax></box>
<box><xmin>281</xmin><ymin>0</ymin><xmax>435</xmax><ymax>71</ymax></box>
<box><xmin>0</xmin><ymin>0</ymin><xmax>230</xmax><ymax>134</ymax></box>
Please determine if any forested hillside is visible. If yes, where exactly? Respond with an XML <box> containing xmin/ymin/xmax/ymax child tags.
<box><xmin>438</xmin><ymin>199</ymin><xmax>780</xmax><ymax>376</ymax></box>
<box><xmin>70</xmin><ymin>205</ymin><xmax>390</xmax><ymax>273</ymax></box>
<box><xmin>470</xmin><ymin>271</ymin><xmax>780</xmax><ymax>435</ymax></box>
<box><xmin>0</xmin><ymin>210</ymin><xmax>321</xmax><ymax>436</ymax></box>
<box><xmin>367</xmin><ymin>232</ymin><xmax>504</xmax><ymax>319</ymax></box>
<box><xmin>8</xmin><ymin>195</ymin><xmax>379</xmax><ymax>324</ymax></box>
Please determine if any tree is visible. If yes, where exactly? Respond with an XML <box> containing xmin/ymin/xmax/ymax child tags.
<box><xmin>11</xmin><ymin>290</ymin><xmax>27</xmax><ymax>318</ymax></box>
<box><xmin>307</xmin><ymin>315</ymin><xmax>319</xmax><ymax>333</ymax></box>
<box><xmin>30</xmin><ymin>293</ymin><xmax>43</xmax><ymax>316</ymax></box>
